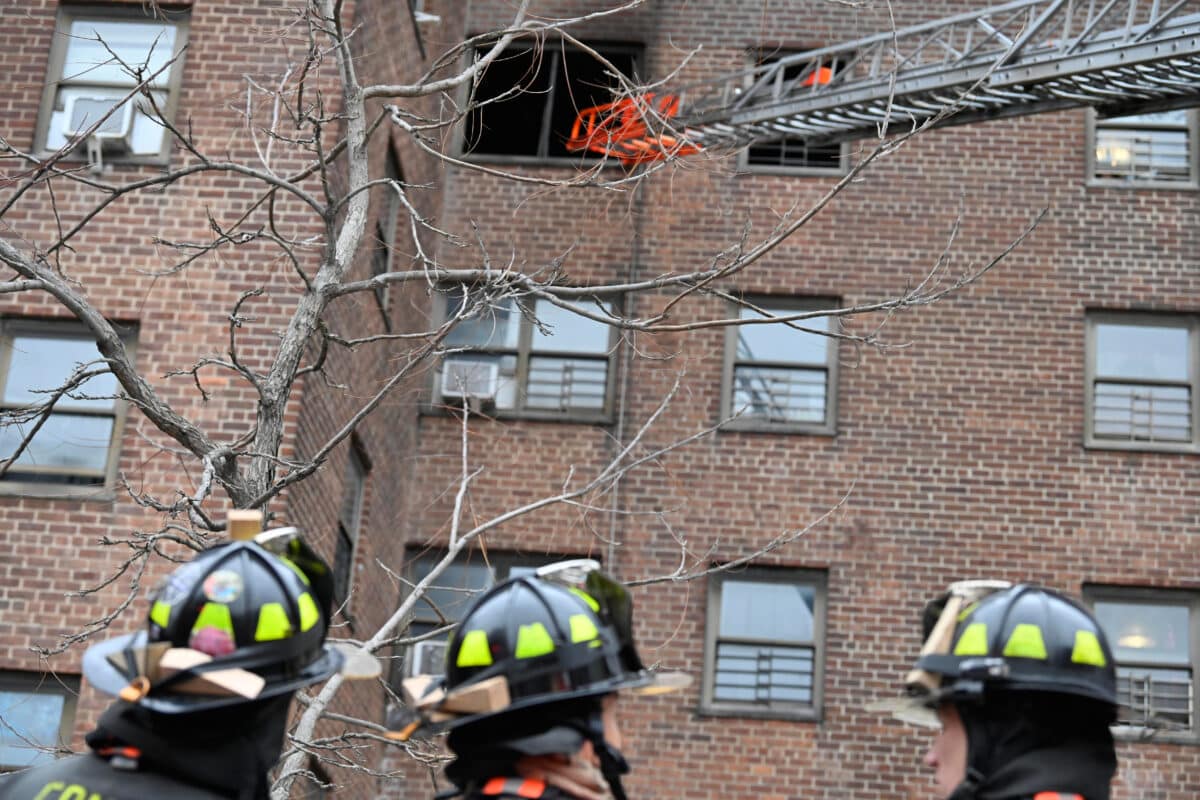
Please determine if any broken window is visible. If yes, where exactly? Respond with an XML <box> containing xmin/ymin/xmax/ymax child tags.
<box><xmin>463</xmin><ymin>41</ymin><xmax>639</xmax><ymax>161</ymax></box>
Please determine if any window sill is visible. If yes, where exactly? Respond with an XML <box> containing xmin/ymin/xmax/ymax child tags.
<box><xmin>0</xmin><ymin>481</ymin><xmax>116</xmax><ymax>502</ymax></box>
<box><xmin>421</xmin><ymin>404</ymin><xmax>614</xmax><ymax>426</ymax></box>
<box><xmin>1086</xmin><ymin>177</ymin><xmax>1198</xmax><ymax>191</ymax></box>
<box><xmin>719</xmin><ymin>419</ymin><xmax>837</xmax><ymax>437</ymax></box>
<box><xmin>35</xmin><ymin>151</ymin><xmax>172</xmax><ymax>169</ymax></box>
<box><xmin>1083</xmin><ymin>438</ymin><xmax>1200</xmax><ymax>456</ymax></box>
<box><xmin>696</xmin><ymin>702</ymin><xmax>821</xmax><ymax>723</ymax></box>
<box><xmin>1112</xmin><ymin>725</ymin><xmax>1200</xmax><ymax>746</ymax></box>
<box><xmin>455</xmin><ymin>153</ymin><xmax>626</xmax><ymax>170</ymax></box>
<box><xmin>738</xmin><ymin>164</ymin><xmax>847</xmax><ymax>177</ymax></box>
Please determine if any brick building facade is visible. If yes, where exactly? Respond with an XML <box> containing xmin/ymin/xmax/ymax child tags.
<box><xmin>2</xmin><ymin>0</ymin><xmax>1199</xmax><ymax>798</ymax></box>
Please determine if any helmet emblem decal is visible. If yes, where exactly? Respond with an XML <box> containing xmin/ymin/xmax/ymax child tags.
<box><xmin>203</xmin><ymin>570</ymin><xmax>244</xmax><ymax>604</ymax></box>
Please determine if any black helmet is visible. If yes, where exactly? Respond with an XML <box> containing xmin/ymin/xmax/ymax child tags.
<box><xmin>83</xmin><ymin>532</ymin><xmax>344</xmax><ymax>714</ymax></box>
<box><xmin>910</xmin><ymin>583</ymin><xmax>1118</xmax><ymax>710</ymax></box>
<box><xmin>441</xmin><ymin>565</ymin><xmax>651</xmax><ymax>723</ymax></box>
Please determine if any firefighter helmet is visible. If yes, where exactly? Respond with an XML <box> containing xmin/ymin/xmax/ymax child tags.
<box><xmin>912</xmin><ymin>583</ymin><xmax>1118</xmax><ymax>710</ymax></box>
<box><xmin>82</xmin><ymin>535</ymin><xmax>343</xmax><ymax>713</ymax></box>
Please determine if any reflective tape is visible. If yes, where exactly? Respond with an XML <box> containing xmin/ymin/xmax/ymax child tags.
<box><xmin>1070</xmin><ymin>630</ymin><xmax>1107</xmax><ymax>667</ymax></box>
<box><xmin>1003</xmin><ymin>623</ymin><xmax>1048</xmax><ymax>660</ymax></box>
<box><xmin>514</xmin><ymin>622</ymin><xmax>555</xmax><ymax>659</ymax></box>
<box><xmin>456</xmin><ymin>629</ymin><xmax>494</xmax><ymax>667</ymax></box>
<box><xmin>568</xmin><ymin>613</ymin><xmax>600</xmax><ymax>644</ymax></box>
<box><xmin>297</xmin><ymin>592</ymin><xmax>320</xmax><ymax>632</ymax></box>
<box><xmin>952</xmin><ymin>622</ymin><xmax>989</xmax><ymax>656</ymax></box>
<box><xmin>255</xmin><ymin>602</ymin><xmax>292</xmax><ymax>641</ymax></box>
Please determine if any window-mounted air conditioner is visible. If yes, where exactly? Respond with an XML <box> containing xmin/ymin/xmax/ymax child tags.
<box><xmin>440</xmin><ymin>359</ymin><xmax>499</xmax><ymax>401</ymax></box>
<box><xmin>408</xmin><ymin>640</ymin><xmax>447</xmax><ymax>678</ymax></box>
<box><xmin>63</xmin><ymin>95</ymin><xmax>136</xmax><ymax>154</ymax></box>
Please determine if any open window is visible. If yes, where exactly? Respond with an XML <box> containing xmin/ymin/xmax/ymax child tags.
<box><xmin>462</xmin><ymin>40</ymin><xmax>640</xmax><ymax>163</ymax></box>
<box><xmin>34</xmin><ymin>5</ymin><xmax>190</xmax><ymax>167</ymax></box>
<box><xmin>0</xmin><ymin>672</ymin><xmax>79</xmax><ymax>771</ymax></box>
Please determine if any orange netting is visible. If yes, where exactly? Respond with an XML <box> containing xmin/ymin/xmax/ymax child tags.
<box><xmin>565</xmin><ymin>93</ymin><xmax>702</xmax><ymax>165</ymax></box>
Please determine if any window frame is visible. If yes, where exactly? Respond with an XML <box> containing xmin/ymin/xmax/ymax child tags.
<box><xmin>700</xmin><ymin>567</ymin><xmax>827</xmax><ymax>722</ymax></box>
<box><xmin>1086</xmin><ymin>108</ymin><xmax>1200</xmax><ymax>190</ymax></box>
<box><xmin>332</xmin><ymin>441</ymin><xmax>369</xmax><ymax>623</ymax></box>
<box><xmin>719</xmin><ymin>297</ymin><xmax>840</xmax><ymax>435</ymax></box>
<box><xmin>370</xmin><ymin>147</ymin><xmax>405</xmax><ymax>329</ymax></box>
<box><xmin>455</xmin><ymin>39</ymin><xmax>642</xmax><ymax>166</ymax></box>
<box><xmin>738</xmin><ymin>48</ymin><xmax>849</xmax><ymax>177</ymax></box>
<box><xmin>0</xmin><ymin>671</ymin><xmax>80</xmax><ymax>772</ymax></box>
<box><xmin>0</xmin><ymin>318</ymin><xmax>135</xmax><ymax>498</ymax></box>
<box><xmin>33</xmin><ymin>4</ymin><xmax>191</xmax><ymax>167</ymax></box>
<box><xmin>429</xmin><ymin>289</ymin><xmax>620</xmax><ymax>423</ymax></box>
<box><xmin>1083</xmin><ymin>584</ymin><xmax>1200</xmax><ymax>744</ymax></box>
<box><xmin>1084</xmin><ymin>311</ymin><xmax>1200</xmax><ymax>453</ymax></box>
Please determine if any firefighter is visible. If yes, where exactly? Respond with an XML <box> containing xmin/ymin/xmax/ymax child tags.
<box><xmin>885</xmin><ymin>581</ymin><xmax>1119</xmax><ymax>800</ymax></box>
<box><xmin>0</xmin><ymin>528</ymin><xmax>347</xmax><ymax>800</ymax></box>
<box><xmin>392</xmin><ymin>560</ymin><xmax>687</xmax><ymax>800</ymax></box>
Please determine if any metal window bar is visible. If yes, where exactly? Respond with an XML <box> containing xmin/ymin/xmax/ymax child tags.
<box><xmin>713</xmin><ymin>640</ymin><xmax>815</xmax><ymax>705</ymax></box>
<box><xmin>525</xmin><ymin>357</ymin><xmax>608</xmax><ymax>411</ymax></box>
<box><xmin>732</xmin><ymin>363</ymin><xmax>827</xmax><ymax>424</ymax></box>
<box><xmin>1093</xmin><ymin>380</ymin><xmax>1192</xmax><ymax>441</ymax></box>
<box><xmin>1116</xmin><ymin>667</ymin><xmax>1194</xmax><ymax>729</ymax></box>
<box><xmin>1095</xmin><ymin>123</ymin><xmax>1192</xmax><ymax>179</ymax></box>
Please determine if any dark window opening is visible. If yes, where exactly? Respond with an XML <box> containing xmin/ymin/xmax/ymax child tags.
<box><xmin>464</xmin><ymin>42</ymin><xmax>639</xmax><ymax>161</ymax></box>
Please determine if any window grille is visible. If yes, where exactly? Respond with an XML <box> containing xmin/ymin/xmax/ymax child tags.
<box><xmin>1094</xmin><ymin>110</ymin><xmax>1196</xmax><ymax>185</ymax></box>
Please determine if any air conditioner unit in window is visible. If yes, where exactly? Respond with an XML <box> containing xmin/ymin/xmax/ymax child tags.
<box><xmin>440</xmin><ymin>359</ymin><xmax>499</xmax><ymax>401</ymax></box>
<box><xmin>408</xmin><ymin>640</ymin><xmax>447</xmax><ymax>677</ymax></box>
<box><xmin>63</xmin><ymin>96</ymin><xmax>136</xmax><ymax>154</ymax></box>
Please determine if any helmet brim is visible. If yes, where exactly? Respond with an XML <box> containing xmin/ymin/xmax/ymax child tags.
<box><xmin>82</xmin><ymin>631</ymin><xmax>344</xmax><ymax>714</ymax></box>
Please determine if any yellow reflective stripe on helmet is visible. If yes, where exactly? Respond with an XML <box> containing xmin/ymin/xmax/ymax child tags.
<box><xmin>297</xmin><ymin>592</ymin><xmax>320</xmax><ymax>632</ymax></box>
<box><xmin>193</xmin><ymin>602</ymin><xmax>234</xmax><ymax>637</ymax></box>
<box><xmin>1002</xmin><ymin>623</ymin><xmax>1048</xmax><ymax>660</ymax></box>
<box><xmin>281</xmin><ymin>557</ymin><xmax>311</xmax><ymax>586</ymax></box>
<box><xmin>456</xmin><ymin>629</ymin><xmax>493</xmax><ymax>667</ymax></box>
<box><xmin>569</xmin><ymin>613</ymin><xmax>599</xmax><ymax>644</ymax></box>
<box><xmin>953</xmin><ymin>622</ymin><xmax>989</xmax><ymax>656</ymax></box>
<box><xmin>255</xmin><ymin>602</ymin><xmax>292</xmax><ymax>641</ymax></box>
<box><xmin>1071</xmin><ymin>630</ymin><xmax>1108</xmax><ymax>667</ymax></box>
<box><xmin>569</xmin><ymin>587</ymin><xmax>601</xmax><ymax>613</ymax></box>
<box><xmin>150</xmin><ymin>600</ymin><xmax>172</xmax><ymax>628</ymax></box>
<box><xmin>514</xmin><ymin>622</ymin><xmax>555</xmax><ymax>658</ymax></box>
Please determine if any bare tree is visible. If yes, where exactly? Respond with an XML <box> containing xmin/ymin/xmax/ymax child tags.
<box><xmin>0</xmin><ymin>0</ymin><xmax>1041</xmax><ymax>795</ymax></box>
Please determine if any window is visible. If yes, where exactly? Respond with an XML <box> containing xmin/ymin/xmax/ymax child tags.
<box><xmin>1085</xmin><ymin>587</ymin><xmax>1199</xmax><ymax>739</ymax></box>
<box><xmin>1085</xmin><ymin>313</ymin><xmax>1198</xmax><ymax>450</ymax></box>
<box><xmin>1091</xmin><ymin>110</ymin><xmax>1198</xmax><ymax>186</ymax></box>
<box><xmin>392</xmin><ymin>551</ymin><xmax>553</xmax><ymax>687</ymax></box>
<box><xmin>742</xmin><ymin>49</ymin><xmax>847</xmax><ymax>174</ymax></box>
<box><xmin>0</xmin><ymin>672</ymin><xmax>78</xmax><ymax>771</ymax></box>
<box><xmin>35</xmin><ymin>6</ymin><xmax>189</xmax><ymax>165</ymax></box>
<box><xmin>721</xmin><ymin>299</ymin><xmax>838</xmax><ymax>434</ymax></box>
<box><xmin>701</xmin><ymin>569</ymin><xmax>826</xmax><ymax>719</ymax></box>
<box><xmin>370</xmin><ymin>149</ymin><xmax>405</xmax><ymax>326</ymax></box>
<box><xmin>332</xmin><ymin>444</ymin><xmax>368</xmax><ymax>619</ymax></box>
<box><xmin>434</xmin><ymin>291</ymin><xmax>617</xmax><ymax>421</ymax></box>
<box><xmin>462</xmin><ymin>41</ymin><xmax>639</xmax><ymax>162</ymax></box>
<box><xmin>0</xmin><ymin>321</ymin><xmax>132</xmax><ymax>490</ymax></box>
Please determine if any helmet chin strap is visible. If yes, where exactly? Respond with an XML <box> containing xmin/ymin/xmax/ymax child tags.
<box><xmin>573</xmin><ymin>710</ymin><xmax>630</xmax><ymax>800</ymax></box>
<box><xmin>946</xmin><ymin>767</ymin><xmax>985</xmax><ymax>800</ymax></box>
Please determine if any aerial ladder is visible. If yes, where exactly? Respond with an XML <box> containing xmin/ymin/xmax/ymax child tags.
<box><xmin>567</xmin><ymin>0</ymin><xmax>1200</xmax><ymax>163</ymax></box>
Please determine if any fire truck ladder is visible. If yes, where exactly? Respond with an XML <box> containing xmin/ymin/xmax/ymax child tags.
<box><xmin>569</xmin><ymin>0</ymin><xmax>1200</xmax><ymax>161</ymax></box>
